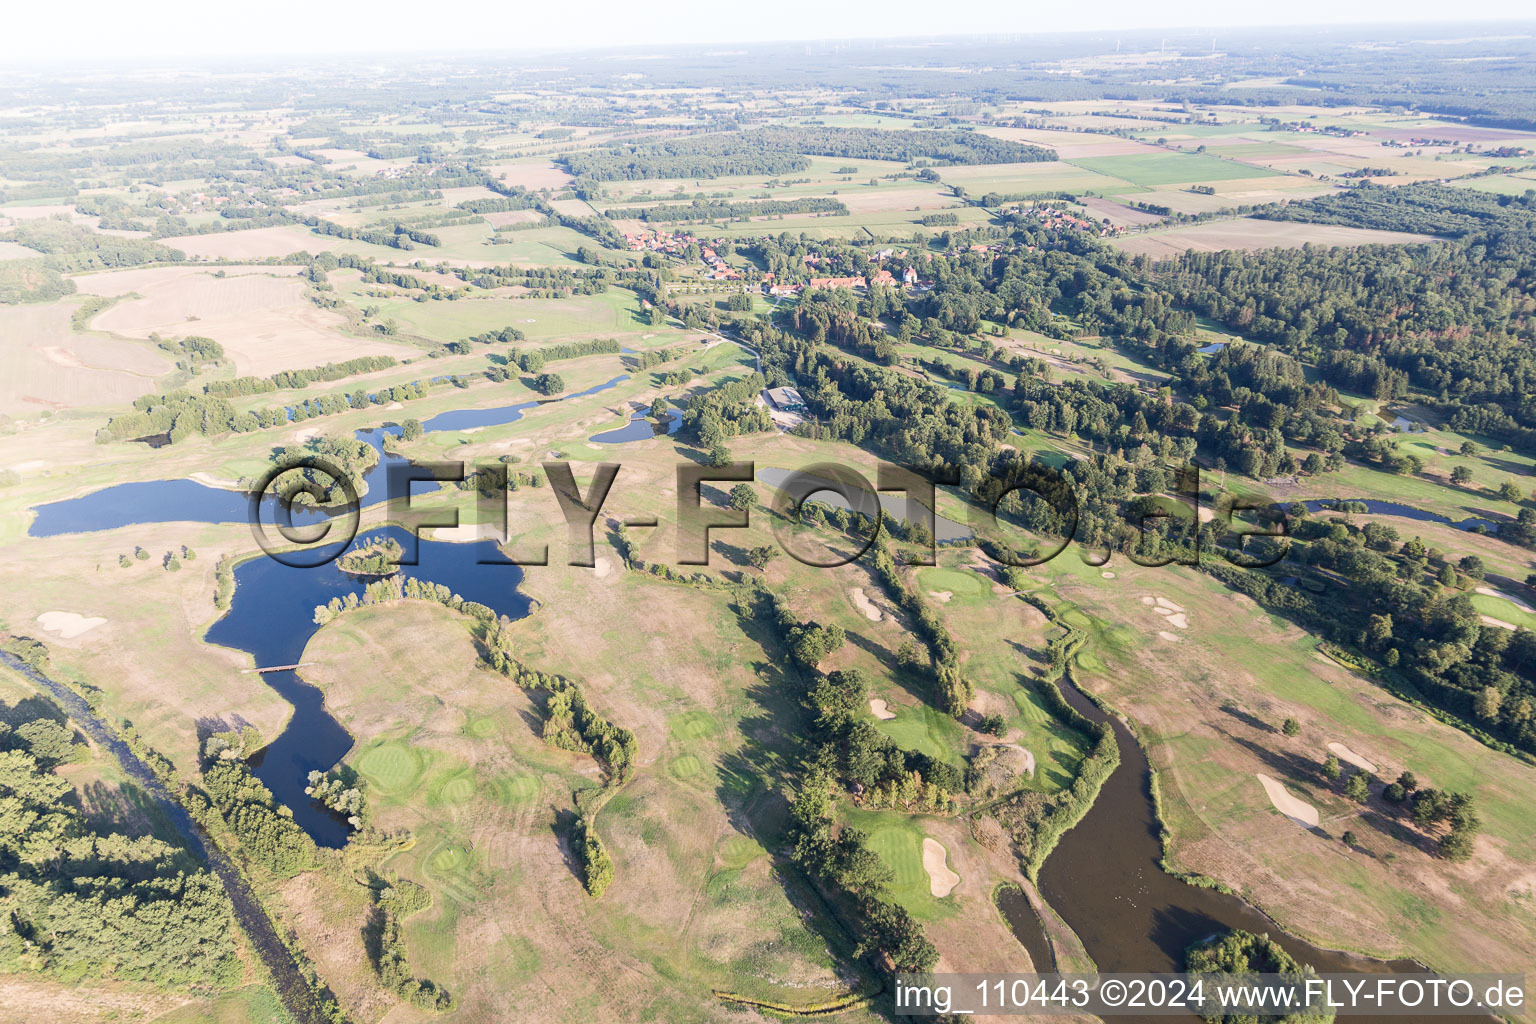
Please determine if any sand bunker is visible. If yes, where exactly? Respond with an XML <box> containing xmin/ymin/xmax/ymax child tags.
<box><xmin>922</xmin><ymin>838</ymin><xmax>960</xmax><ymax>897</ymax></box>
<box><xmin>36</xmin><ymin>611</ymin><xmax>106</xmax><ymax>639</ymax></box>
<box><xmin>1155</xmin><ymin>596</ymin><xmax>1185</xmax><ymax>612</ymax></box>
<box><xmin>1159</xmin><ymin>630</ymin><xmax>1181</xmax><ymax>642</ymax></box>
<box><xmin>849</xmin><ymin>588</ymin><xmax>882</xmax><ymax>621</ymax></box>
<box><xmin>869</xmin><ymin>698</ymin><xmax>896</xmax><ymax>720</ymax></box>
<box><xmin>428</xmin><ymin>522</ymin><xmax>504</xmax><ymax>543</ymax></box>
<box><xmin>1482</xmin><ymin>615</ymin><xmax>1519</xmax><ymax>630</ymax></box>
<box><xmin>1165</xmin><ymin>613</ymin><xmax>1189</xmax><ymax>629</ymax></box>
<box><xmin>929</xmin><ymin>591</ymin><xmax>953</xmax><ymax>603</ymax></box>
<box><xmin>1256</xmin><ymin>773</ymin><xmax>1319</xmax><ymax>828</ymax></box>
<box><xmin>1327</xmin><ymin>742</ymin><xmax>1378</xmax><ymax>775</ymax></box>
<box><xmin>1101</xmin><ymin>571</ymin><xmax>1117</xmax><ymax>579</ymax></box>
<box><xmin>1141</xmin><ymin>596</ymin><xmax>1156</xmax><ymax>606</ymax></box>
<box><xmin>593</xmin><ymin>557</ymin><xmax>612</xmax><ymax>579</ymax></box>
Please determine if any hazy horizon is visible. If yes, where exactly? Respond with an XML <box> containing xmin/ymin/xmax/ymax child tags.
<box><xmin>4</xmin><ymin>4</ymin><xmax>1535</xmax><ymax>64</ymax></box>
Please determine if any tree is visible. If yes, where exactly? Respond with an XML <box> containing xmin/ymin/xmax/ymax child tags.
<box><xmin>134</xmin><ymin>546</ymin><xmax>149</xmax><ymax>561</ymax></box>
<box><xmin>1281</xmin><ymin>717</ymin><xmax>1301</xmax><ymax>737</ymax></box>
<box><xmin>1345</xmin><ymin>772</ymin><xmax>1371</xmax><ymax>802</ymax></box>
<box><xmin>1367</xmin><ymin>614</ymin><xmax>1393</xmax><ymax>646</ymax></box>
<box><xmin>649</xmin><ymin>397</ymin><xmax>669</xmax><ymax>419</ymax></box>
<box><xmin>1458</xmin><ymin>441</ymin><xmax>1479</xmax><ymax>457</ymax></box>
<box><xmin>1475</xmin><ymin>685</ymin><xmax>1503</xmax><ymax>721</ymax></box>
<box><xmin>119</xmin><ymin>554</ymin><xmax>132</xmax><ymax>568</ymax></box>
<box><xmin>532</xmin><ymin>372</ymin><xmax>566</xmax><ymax>395</ymax></box>
<box><xmin>978</xmin><ymin>713</ymin><xmax>1006</xmax><ymax>736</ymax></box>
<box><xmin>1450</xmin><ymin>465</ymin><xmax>1473</xmax><ymax>485</ymax></box>
<box><xmin>400</xmin><ymin>417</ymin><xmax>424</xmax><ymax>441</ymax></box>
<box><xmin>1437</xmin><ymin>563</ymin><xmax>1458</xmax><ymax>588</ymax></box>
<box><xmin>789</xmin><ymin>621</ymin><xmax>845</xmax><ymax>668</ymax></box>
<box><xmin>1322</xmin><ymin>754</ymin><xmax>1342</xmax><ymax>781</ymax></box>
<box><xmin>747</xmin><ymin>544</ymin><xmax>778</xmax><ymax>570</ymax></box>
<box><xmin>1341</xmin><ymin>830</ymin><xmax>1358</xmax><ymax>847</ymax></box>
<box><xmin>728</xmin><ymin>483</ymin><xmax>756</xmax><ymax>512</ymax></box>
<box><xmin>810</xmin><ymin>669</ymin><xmax>867</xmax><ymax>730</ymax></box>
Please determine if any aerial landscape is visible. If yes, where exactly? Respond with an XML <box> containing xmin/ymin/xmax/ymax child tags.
<box><xmin>3</xmin><ymin>11</ymin><xmax>1536</xmax><ymax>1023</ymax></box>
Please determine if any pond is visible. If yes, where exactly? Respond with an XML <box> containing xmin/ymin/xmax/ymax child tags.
<box><xmin>1300</xmin><ymin>498</ymin><xmax>1501</xmax><ymax>533</ymax></box>
<box><xmin>589</xmin><ymin>407</ymin><xmax>681</xmax><ymax>444</ymax></box>
<box><xmin>27</xmin><ymin>376</ymin><xmax>629</xmax><ymax>537</ymax></box>
<box><xmin>204</xmin><ymin>525</ymin><xmax>532</xmax><ymax>847</ymax></box>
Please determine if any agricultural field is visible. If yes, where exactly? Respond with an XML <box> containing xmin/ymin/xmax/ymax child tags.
<box><xmin>3</xmin><ymin>22</ymin><xmax>1536</xmax><ymax>1024</ymax></box>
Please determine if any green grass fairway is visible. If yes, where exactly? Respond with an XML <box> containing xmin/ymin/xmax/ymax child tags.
<box><xmin>1070</xmin><ymin>153</ymin><xmax>1285</xmax><ymax>187</ymax></box>
<box><xmin>1470</xmin><ymin>593</ymin><xmax>1536</xmax><ymax>630</ymax></box>
<box><xmin>355</xmin><ymin>741</ymin><xmax>424</xmax><ymax>795</ymax></box>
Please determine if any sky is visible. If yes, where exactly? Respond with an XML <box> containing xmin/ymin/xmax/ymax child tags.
<box><xmin>3</xmin><ymin>0</ymin><xmax>1533</xmax><ymax>62</ymax></box>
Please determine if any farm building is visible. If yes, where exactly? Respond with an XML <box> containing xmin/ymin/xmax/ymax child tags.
<box><xmin>763</xmin><ymin>386</ymin><xmax>806</xmax><ymax>411</ymax></box>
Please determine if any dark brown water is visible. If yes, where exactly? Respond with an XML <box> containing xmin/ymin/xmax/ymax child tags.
<box><xmin>1034</xmin><ymin>673</ymin><xmax>1485</xmax><ymax>1023</ymax></box>
<box><xmin>995</xmin><ymin>884</ymin><xmax>1057</xmax><ymax>972</ymax></box>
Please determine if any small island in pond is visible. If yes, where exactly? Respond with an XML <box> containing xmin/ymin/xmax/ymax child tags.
<box><xmin>337</xmin><ymin>537</ymin><xmax>404</xmax><ymax>577</ymax></box>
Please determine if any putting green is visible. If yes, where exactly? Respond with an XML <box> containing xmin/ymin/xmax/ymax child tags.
<box><xmin>355</xmin><ymin>742</ymin><xmax>423</xmax><ymax>795</ymax></box>
<box><xmin>868</xmin><ymin>826</ymin><xmax>925</xmax><ymax>895</ymax></box>
<box><xmin>495</xmin><ymin>774</ymin><xmax>540</xmax><ymax>806</ymax></box>
<box><xmin>672</xmin><ymin>710</ymin><xmax>718</xmax><ymax>741</ymax></box>
<box><xmin>916</xmin><ymin>567</ymin><xmax>985</xmax><ymax>599</ymax></box>
<box><xmin>718</xmin><ymin>834</ymin><xmax>765</xmax><ymax>869</ymax></box>
<box><xmin>467</xmin><ymin>716</ymin><xmax>499</xmax><ymax>738</ymax></box>
<box><xmin>430</xmin><ymin>843</ymin><xmax>467</xmax><ymax>873</ymax></box>
<box><xmin>436</xmin><ymin>774</ymin><xmax>476</xmax><ymax>805</ymax></box>
<box><xmin>671</xmin><ymin>754</ymin><xmax>703</xmax><ymax>778</ymax></box>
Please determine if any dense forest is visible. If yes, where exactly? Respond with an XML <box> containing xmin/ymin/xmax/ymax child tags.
<box><xmin>560</xmin><ymin>126</ymin><xmax>1054</xmax><ymax>182</ymax></box>
<box><xmin>0</xmin><ymin>695</ymin><xmax>241</xmax><ymax>988</ymax></box>
<box><xmin>713</xmin><ymin>197</ymin><xmax>1536</xmax><ymax>755</ymax></box>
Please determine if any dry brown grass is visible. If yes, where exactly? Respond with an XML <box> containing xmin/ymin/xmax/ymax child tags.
<box><xmin>157</xmin><ymin>226</ymin><xmax>323</xmax><ymax>261</ymax></box>
<box><xmin>0</xmin><ymin>302</ymin><xmax>172</xmax><ymax>414</ymax></box>
<box><xmin>1109</xmin><ymin>218</ymin><xmax>1438</xmax><ymax>258</ymax></box>
<box><xmin>77</xmin><ymin>265</ymin><xmax>409</xmax><ymax>376</ymax></box>
<box><xmin>0</xmin><ymin>519</ymin><xmax>293</xmax><ymax>767</ymax></box>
